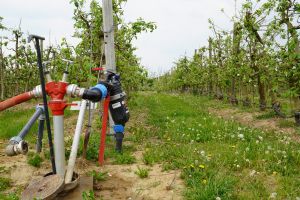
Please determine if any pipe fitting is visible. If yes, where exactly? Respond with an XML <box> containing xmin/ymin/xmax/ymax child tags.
<box><xmin>66</xmin><ymin>84</ymin><xmax>85</xmax><ymax>98</ymax></box>
<box><xmin>31</xmin><ymin>85</ymin><xmax>43</xmax><ymax>98</ymax></box>
<box><xmin>5</xmin><ymin>140</ymin><xmax>28</xmax><ymax>156</ymax></box>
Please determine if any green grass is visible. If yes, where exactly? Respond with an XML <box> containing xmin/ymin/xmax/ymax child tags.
<box><xmin>82</xmin><ymin>190</ymin><xmax>96</xmax><ymax>200</ymax></box>
<box><xmin>0</xmin><ymin>193</ymin><xmax>19</xmax><ymax>200</ymax></box>
<box><xmin>89</xmin><ymin>170</ymin><xmax>108</xmax><ymax>181</ymax></box>
<box><xmin>278</xmin><ymin>119</ymin><xmax>296</xmax><ymax>128</ymax></box>
<box><xmin>0</xmin><ymin>177</ymin><xmax>11</xmax><ymax>191</ymax></box>
<box><xmin>0</xmin><ymin>108</ymin><xmax>38</xmax><ymax>142</ymax></box>
<box><xmin>128</xmin><ymin>92</ymin><xmax>300</xmax><ymax>199</ymax></box>
<box><xmin>135</xmin><ymin>166</ymin><xmax>149</xmax><ymax>179</ymax></box>
<box><xmin>27</xmin><ymin>153</ymin><xmax>43</xmax><ymax>167</ymax></box>
<box><xmin>256</xmin><ymin>111</ymin><xmax>277</xmax><ymax>120</ymax></box>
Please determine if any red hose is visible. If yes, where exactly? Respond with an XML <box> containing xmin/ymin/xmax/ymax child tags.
<box><xmin>98</xmin><ymin>96</ymin><xmax>110</xmax><ymax>165</ymax></box>
<box><xmin>0</xmin><ymin>92</ymin><xmax>33</xmax><ymax>111</ymax></box>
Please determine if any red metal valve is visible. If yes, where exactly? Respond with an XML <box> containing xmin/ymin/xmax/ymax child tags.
<box><xmin>45</xmin><ymin>82</ymin><xmax>69</xmax><ymax>116</ymax></box>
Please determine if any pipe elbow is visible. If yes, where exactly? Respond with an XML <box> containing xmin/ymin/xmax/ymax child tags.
<box><xmin>82</xmin><ymin>84</ymin><xmax>107</xmax><ymax>102</ymax></box>
<box><xmin>5</xmin><ymin>140</ymin><xmax>28</xmax><ymax>156</ymax></box>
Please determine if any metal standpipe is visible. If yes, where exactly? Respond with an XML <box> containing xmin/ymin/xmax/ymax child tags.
<box><xmin>65</xmin><ymin>100</ymin><xmax>87</xmax><ymax>183</ymax></box>
<box><xmin>53</xmin><ymin>115</ymin><xmax>66</xmax><ymax>177</ymax></box>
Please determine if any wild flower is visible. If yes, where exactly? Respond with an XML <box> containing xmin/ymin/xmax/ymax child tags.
<box><xmin>238</xmin><ymin>134</ymin><xmax>244</xmax><ymax>140</ymax></box>
<box><xmin>270</xmin><ymin>192</ymin><xmax>277</xmax><ymax>199</ymax></box>
<box><xmin>265</xmin><ymin>150</ymin><xmax>270</xmax><ymax>154</ymax></box>
<box><xmin>249</xmin><ymin>170</ymin><xmax>256</xmax><ymax>177</ymax></box>
<box><xmin>199</xmin><ymin>164</ymin><xmax>205</xmax><ymax>169</ymax></box>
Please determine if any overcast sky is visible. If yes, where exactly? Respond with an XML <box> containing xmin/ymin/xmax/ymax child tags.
<box><xmin>0</xmin><ymin>0</ymin><xmax>243</xmax><ymax>75</ymax></box>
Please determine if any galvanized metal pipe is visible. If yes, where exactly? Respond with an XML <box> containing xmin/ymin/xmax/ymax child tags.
<box><xmin>53</xmin><ymin>115</ymin><xmax>65</xmax><ymax>177</ymax></box>
<box><xmin>36</xmin><ymin>113</ymin><xmax>45</xmax><ymax>153</ymax></box>
<box><xmin>19</xmin><ymin>106</ymin><xmax>43</xmax><ymax>139</ymax></box>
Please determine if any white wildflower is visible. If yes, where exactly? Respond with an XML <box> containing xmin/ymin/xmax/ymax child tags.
<box><xmin>270</xmin><ymin>192</ymin><xmax>277</xmax><ymax>199</ymax></box>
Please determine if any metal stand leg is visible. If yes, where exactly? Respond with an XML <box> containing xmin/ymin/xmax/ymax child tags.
<box><xmin>36</xmin><ymin>114</ymin><xmax>45</xmax><ymax>153</ymax></box>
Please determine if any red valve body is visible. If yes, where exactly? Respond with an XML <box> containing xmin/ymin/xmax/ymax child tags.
<box><xmin>46</xmin><ymin>82</ymin><xmax>68</xmax><ymax>116</ymax></box>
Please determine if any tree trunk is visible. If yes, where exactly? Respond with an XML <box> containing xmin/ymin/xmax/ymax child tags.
<box><xmin>0</xmin><ymin>38</ymin><xmax>4</xmax><ymax>100</ymax></box>
<box><xmin>208</xmin><ymin>37</ymin><xmax>213</xmax><ymax>96</ymax></box>
<box><xmin>231</xmin><ymin>22</ymin><xmax>242</xmax><ymax>105</ymax></box>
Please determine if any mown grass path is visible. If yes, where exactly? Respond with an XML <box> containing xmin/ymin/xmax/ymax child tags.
<box><xmin>1</xmin><ymin>93</ymin><xmax>300</xmax><ymax>199</ymax></box>
<box><xmin>128</xmin><ymin>92</ymin><xmax>300</xmax><ymax>199</ymax></box>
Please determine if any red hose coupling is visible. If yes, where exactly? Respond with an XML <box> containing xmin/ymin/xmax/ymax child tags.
<box><xmin>48</xmin><ymin>100</ymin><xmax>68</xmax><ymax>116</ymax></box>
<box><xmin>46</xmin><ymin>82</ymin><xmax>68</xmax><ymax>100</ymax></box>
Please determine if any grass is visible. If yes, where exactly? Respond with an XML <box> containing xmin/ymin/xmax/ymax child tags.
<box><xmin>127</xmin><ymin>92</ymin><xmax>300</xmax><ymax>199</ymax></box>
<box><xmin>0</xmin><ymin>108</ymin><xmax>38</xmax><ymax>142</ymax></box>
<box><xmin>135</xmin><ymin>166</ymin><xmax>149</xmax><ymax>179</ymax></box>
<box><xmin>89</xmin><ymin>170</ymin><xmax>108</xmax><ymax>181</ymax></box>
<box><xmin>0</xmin><ymin>177</ymin><xmax>11</xmax><ymax>191</ymax></box>
<box><xmin>0</xmin><ymin>193</ymin><xmax>19</xmax><ymax>200</ymax></box>
<box><xmin>27</xmin><ymin>153</ymin><xmax>43</xmax><ymax>167</ymax></box>
<box><xmin>256</xmin><ymin>111</ymin><xmax>277</xmax><ymax>120</ymax></box>
<box><xmin>1</xmin><ymin>92</ymin><xmax>300</xmax><ymax>199</ymax></box>
<box><xmin>82</xmin><ymin>190</ymin><xmax>96</xmax><ymax>200</ymax></box>
<box><xmin>278</xmin><ymin>119</ymin><xmax>296</xmax><ymax>128</ymax></box>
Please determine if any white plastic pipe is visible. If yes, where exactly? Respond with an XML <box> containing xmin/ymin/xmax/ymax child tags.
<box><xmin>65</xmin><ymin>100</ymin><xmax>87</xmax><ymax>183</ymax></box>
<box><xmin>53</xmin><ymin>115</ymin><xmax>66</xmax><ymax>177</ymax></box>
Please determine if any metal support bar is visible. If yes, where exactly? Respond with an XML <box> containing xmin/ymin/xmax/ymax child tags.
<box><xmin>36</xmin><ymin>111</ymin><xmax>45</xmax><ymax>153</ymax></box>
<box><xmin>29</xmin><ymin>34</ymin><xmax>56</xmax><ymax>174</ymax></box>
<box><xmin>19</xmin><ymin>107</ymin><xmax>43</xmax><ymax>139</ymax></box>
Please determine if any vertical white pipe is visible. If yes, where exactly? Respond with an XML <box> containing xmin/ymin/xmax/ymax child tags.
<box><xmin>65</xmin><ymin>100</ymin><xmax>87</xmax><ymax>183</ymax></box>
<box><xmin>53</xmin><ymin>115</ymin><xmax>66</xmax><ymax>177</ymax></box>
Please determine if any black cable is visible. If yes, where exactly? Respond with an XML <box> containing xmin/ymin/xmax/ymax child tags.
<box><xmin>34</xmin><ymin>38</ymin><xmax>56</xmax><ymax>174</ymax></box>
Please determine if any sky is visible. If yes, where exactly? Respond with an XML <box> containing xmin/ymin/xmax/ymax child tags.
<box><xmin>0</xmin><ymin>0</ymin><xmax>243</xmax><ymax>75</ymax></box>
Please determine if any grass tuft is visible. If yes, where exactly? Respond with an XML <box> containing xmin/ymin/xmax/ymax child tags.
<box><xmin>135</xmin><ymin>166</ymin><xmax>149</xmax><ymax>179</ymax></box>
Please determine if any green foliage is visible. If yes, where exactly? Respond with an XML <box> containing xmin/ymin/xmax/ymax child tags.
<box><xmin>0</xmin><ymin>0</ymin><xmax>156</xmax><ymax>100</ymax></box>
<box><xmin>82</xmin><ymin>190</ymin><xmax>96</xmax><ymax>200</ymax></box>
<box><xmin>0</xmin><ymin>193</ymin><xmax>19</xmax><ymax>200</ymax></box>
<box><xmin>89</xmin><ymin>170</ymin><xmax>108</xmax><ymax>181</ymax></box>
<box><xmin>0</xmin><ymin>177</ymin><xmax>11</xmax><ymax>191</ymax></box>
<box><xmin>129</xmin><ymin>92</ymin><xmax>300</xmax><ymax>199</ymax></box>
<box><xmin>112</xmin><ymin>152</ymin><xmax>136</xmax><ymax>164</ymax></box>
<box><xmin>135</xmin><ymin>166</ymin><xmax>149</xmax><ymax>179</ymax></box>
<box><xmin>70</xmin><ymin>0</ymin><xmax>156</xmax><ymax>93</ymax></box>
<box><xmin>155</xmin><ymin>0</ymin><xmax>300</xmax><ymax>111</ymax></box>
<box><xmin>27</xmin><ymin>153</ymin><xmax>43</xmax><ymax>168</ymax></box>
